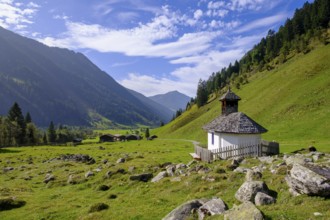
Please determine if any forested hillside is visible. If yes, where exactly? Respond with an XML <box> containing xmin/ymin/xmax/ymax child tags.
<box><xmin>194</xmin><ymin>0</ymin><xmax>330</xmax><ymax>106</ymax></box>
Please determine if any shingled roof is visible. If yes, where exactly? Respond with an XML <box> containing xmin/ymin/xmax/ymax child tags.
<box><xmin>203</xmin><ymin>112</ymin><xmax>268</xmax><ymax>134</ymax></box>
<box><xmin>219</xmin><ymin>88</ymin><xmax>241</xmax><ymax>101</ymax></box>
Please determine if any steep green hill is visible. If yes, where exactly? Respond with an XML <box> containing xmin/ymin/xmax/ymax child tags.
<box><xmin>154</xmin><ymin>44</ymin><xmax>330</xmax><ymax>152</ymax></box>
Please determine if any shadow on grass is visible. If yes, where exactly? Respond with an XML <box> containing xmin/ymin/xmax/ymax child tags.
<box><xmin>0</xmin><ymin>148</ymin><xmax>21</xmax><ymax>154</ymax></box>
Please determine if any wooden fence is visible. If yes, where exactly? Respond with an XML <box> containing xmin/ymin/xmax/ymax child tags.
<box><xmin>194</xmin><ymin>140</ymin><xmax>279</xmax><ymax>162</ymax></box>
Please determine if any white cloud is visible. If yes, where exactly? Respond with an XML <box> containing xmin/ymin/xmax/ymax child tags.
<box><xmin>0</xmin><ymin>0</ymin><xmax>38</xmax><ymax>30</ymax></box>
<box><xmin>194</xmin><ymin>9</ymin><xmax>203</xmax><ymax>20</ymax></box>
<box><xmin>235</xmin><ymin>13</ymin><xmax>287</xmax><ymax>34</ymax></box>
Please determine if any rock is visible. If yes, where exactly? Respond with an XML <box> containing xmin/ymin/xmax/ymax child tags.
<box><xmin>162</xmin><ymin>199</ymin><xmax>209</xmax><ymax>220</ymax></box>
<box><xmin>166</xmin><ymin>165</ymin><xmax>176</xmax><ymax>176</ymax></box>
<box><xmin>254</xmin><ymin>192</ymin><xmax>275</xmax><ymax>206</ymax></box>
<box><xmin>309</xmin><ymin>146</ymin><xmax>317</xmax><ymax>152</ymax></box>
<box><xmin>102</xmin><ymin>159</ymin><xmax>108</xmax><ymax>164</ymax></box>
<box><xmin>285</xmin><ymin>155</ymin><xmax>312</xmax><ymax>165</ymax></box>
<box><xmin>314</xmin><ymin>212</ymin><xmax>323</xmax><ymax>216</ymax></box>
<box><xmin>176</xmin><ymin>163</ymin><xmax>187</xmax><ymax>169</ymax></box>
<box><xmin>98</xmin><ymin>185</ymin><xmax>110</xmax><ymax>191</ymax></box>
<box><xmin>197</xmin><ymin>167</ymin><xmax>211</xmax><ymax>174</ymax></box>
<box><xmin>227</xmin><ymin>159</ymin><xmax>239</xmax><ymax>170</ymax></box>
<box><xmin>116</xmin><ymin>158</ymin><xmax>125</xmax><ymax>163</ymax></box>
<box><xmin>170</xmin><ymin>177</ymin><xmax>181</xmax><ymax>182</ymax></box>
<box><xmin>258</xmin><ymin>156</ymin><xmax>274</xmax><ymax>164</ymax></box>
<box><xmin>0</xmin><ymin>198</ymin><xmax>26</xmax><ymax>211</ymax></box>
<box><xmin>44</xmin><ymin>174</ymin><xmax>55</xmax><ymax>183</ymax></box>
<box><xmin>161</xmin><ymin>162</ymin><xmax>172</xmax><ymax>168</ymax></box>
<box><xmin>285</xmin><ymin>163</ymin><xmax>330</xmax><ymax>197</ymax></box>
<box><xmin>3</xmin><ymin>167</ymin><xmax>14</xmax><ymax>172</ymax></box>
<box><xmin>68</xmin><ymin>175</ymin><xmax>81</xmax><ymax>184</ymax></box>
<box><xmin>224</xmin><ymin>201</ymin><xmax>264</xmax><ymax>220</ymax></box>
<box><xmin>104</xmin><ymin>171</ymin><xmax>113</xmax><ymax>178</ymax></box>
<box><xmin>151</xmin><ymin>171</ymin><xmax>167</xmax><ymax>183</ymax></box>
<box><xmin>88</xmin><ymin>203</ymin><xmax>109</xmax><ymax>213</ymax></box>
<box><xmin>187</xmin><ymin>160</ymin><xmax>197</xmax><ymax>167</ymax></box>
<box><xmin>235</xmin><ymin>181</ymin><xmax>269</xmax><ymax>203</ymax></box>
<box><xmin>59</xmin><ymin>154</ymin><xmax>95</xmax><ymax>164</ymax></box>
<box><xmin>245</xmin><ymin>170</ymin><xmax>262</xmax><ymax>181</ymax></box>
<box><xmin>94</xmin><ymin>167</ymin><xmax>102</xmax><ymax>172</ymax></box>
<box><xmin>116</xmin><ymin>168</ymin><xmax>126</xmax><ymax>174</ymax></box>
<box><xmin>128</xmin><ymin>166</ymin><xmax>135</xmax><ymax>173</ymax></box>
<box><xmin>198</xmin><ymin>198</ymin><xmax>228</xmax><ymax>220</ymax></box>
<box><xmin>233</xmin><ymin>167</ymin><xmax>251</xmax><ymax>173</ymax></box>
<box><xmin>130</xmin><ymin>173</ymin><xmax>153</xmax><ymax>182</ymax></box>
<box><xmin>85</xmin><ymin>171</ymin><xmax>94</xmax><ymax>178</ymax></box>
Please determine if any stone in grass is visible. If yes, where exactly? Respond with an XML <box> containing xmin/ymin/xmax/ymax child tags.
<box><xmin>98</xmin><ymin>185</ymin><xmax>110</xmax><ymax>191</ymax></box>
<box><xmin>44</xmin><ymin>174</ymin><xmax>55</xmax><ymax>183</ymax></box>
<box><xmin>0</xmin><ymin>198</ymin><xmax>26</xmax><ymax>211</ymax></box>
<box><xmin>224</xmin><ymin>201</ymin><xmax>264</xmax><ymax>220</ymax></box>
<box><xmin>88</xmin><ymin>203</ymin><xmax>109</xmax><ymax>213</ymax></box>
<box><xmin>254</xmin><ymin>192</ymin><xmax>276</xmax><ymax>206</ymax></box>
<box><xmin>198</xmin><ymin>198</ymin><xmax>228</xmax><ymax>220</ymax></box>
<box><xmin>108</xmin><ymin>194</ymin><xmax>117</xmax><ymax>199</ymax></box>
<box><xmin>235</xmin><ymin>181</ymin><xmax>269</xmax><ymax>203</ymax></box>
<box><xmin>130</xmin><ymin>173</ymin><xmax>153</xmax><ymax>182</ymax></box>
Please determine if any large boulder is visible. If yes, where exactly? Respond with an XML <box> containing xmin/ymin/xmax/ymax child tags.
<box><xmin>235</xmin><ymin>181</ymin><xmax>269</xmax><ymax>203</ymax></box>
<box><xmin>198</xmin><ymin>198</ymin><xmax>228</xmax><ymax>220</ymax></box>
<box><xmin>162</xmin><ymin>199</ymin><xmax>209</xmax><ymax>220</ymax></box>
<box><xmin>285</xmin><ymin>163</ymin><xmax>330</xmax><ymax>197</ymax></box>
<box><xmin>224</xmin><ymin>201</ymin><xmax>264</xmax><ymax>220</ymax></box>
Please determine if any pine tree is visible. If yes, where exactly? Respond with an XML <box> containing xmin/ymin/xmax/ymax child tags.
<box><xmin>196</xmin><ymin>79</ymin><xmax>208</xmax><ymax>107</ymax></box>
<box><xmin>145</xmin><ymin>128</ymin><xmax>150</xmax><ymax>139</ymax></box>
<box><xmin>7</xmin><ymin>102</ymin><xmax>26</xmax><ymax>145</ymax></box>
<box><xmin>47</xmin><ymin>121</ymin><xmax>57</xmax><ymax>143</ymax></box>
<box><xmin>25</xmin><ymin>112</ymin><xmax>32</xmax><ymax>124</ymax></box>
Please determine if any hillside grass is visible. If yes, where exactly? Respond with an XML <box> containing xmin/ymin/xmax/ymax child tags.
<box><xmin>1</xmin><ymin>141</ymin><xmax>329</xmax><ymax>220</ymax></box>
<box><xmin>154</xmin><ymin>44</ymin><xmax>330</xmax><ymax>153</ymax></box>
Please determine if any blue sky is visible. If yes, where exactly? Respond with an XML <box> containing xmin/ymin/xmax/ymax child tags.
<box><xmin>0</xmin><ymin>0</ymin><xmax>312</xmax><ymax>97</ymax></box>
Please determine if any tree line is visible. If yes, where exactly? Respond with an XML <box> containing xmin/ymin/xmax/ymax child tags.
<box><xmin>0</xmin><ymin>102</ymin><xmax>94</xmax><ymax>147</ymax></box>
<box><xmin>195</xmin><ymin>0</ymin><xmax>329</xmax><ymax>107</ymax></box>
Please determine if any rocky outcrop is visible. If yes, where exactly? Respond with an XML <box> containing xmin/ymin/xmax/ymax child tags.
<box><xmin>285</xmin><ymin>163</ymin><xmax>330</xmax><ymax>197</ymax></box>
<box><xmin>162</xmin><ymin>199</ymin><xmax>209</xmax><ymax>220</ymax></box>
<box><xmin>224</xmin><ymin>201</ymin><xmax>264</xmax><ymax>220</ymax></box>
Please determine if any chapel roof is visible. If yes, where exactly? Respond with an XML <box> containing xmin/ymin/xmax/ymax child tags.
<box><xmin>203</xmin><ymin>112</ymin><xmax>268</xmax><ymax>134</ymax></box>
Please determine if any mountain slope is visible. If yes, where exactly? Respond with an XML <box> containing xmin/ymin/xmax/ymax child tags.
<box><xmin>127</xmin><ymin>89</ymin><xmax>173</xmax><ymax>123</ymax></box>
<box><xmin>149</xmin><ymin>91</ymin><xmax>191</xmax><ymax>112</ymax></box>
<box><xmin>154</xmin><ymin>44</ymin><xmax>330</xmax><ymax>151</ymax></box>
<box><xmin>0</xmin><ymin>27</ymin><xmax>162</xmax><ymax>127</ymax></box>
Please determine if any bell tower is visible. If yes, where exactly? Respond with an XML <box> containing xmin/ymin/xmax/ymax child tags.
<box><xmin>219</xmin><ymin>88</ymin><xmax>241</xmax><ymax>115</ymax></box>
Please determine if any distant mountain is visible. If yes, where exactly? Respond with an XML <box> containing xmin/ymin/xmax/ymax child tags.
<box><xmin>149</xmin><ymin>91</ymin><xmax>191</xmax><ymax>112</ymax></box>
<box><xmin>0</xmin><ymin>27</ymin><xmax>164</xmax><ymax>127</ymax></box>
<box><xmin>127</xmin><ymin>89</ymin><xmax>173</xmax><ymax>123</ymax></box>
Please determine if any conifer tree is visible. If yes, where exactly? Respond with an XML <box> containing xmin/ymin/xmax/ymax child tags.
<box><xmin>7</xmin><ymin>102</ymin><xmax>26</xmax><ymax>145</ymax></box>
<box><xmin>47</xmin><ymin>121</ymin><xmax>57</xmax><ymax>143</ymax></box>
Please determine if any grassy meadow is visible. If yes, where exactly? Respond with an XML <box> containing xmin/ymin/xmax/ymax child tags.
<box><xmin>1</xmin><ymin>139</ymin><xmax>330</xmax><ymax>220</ymax></box>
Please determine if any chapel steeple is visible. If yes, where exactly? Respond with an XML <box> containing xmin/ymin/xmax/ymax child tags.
<box><xmin>219</xmin><ymin>88</ymin><xmax>241</xmax><ymax>115</ymax></box>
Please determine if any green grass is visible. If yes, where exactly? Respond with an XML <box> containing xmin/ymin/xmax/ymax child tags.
<box><xmin>1</xmin><ymin>142</ymin><xmax>329</xmax><ymax>219</ymax></box>
<box><xmin>154</xmin><ymin>44</ymin><xmax>330</xmax><ymax>153</ymax></box>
